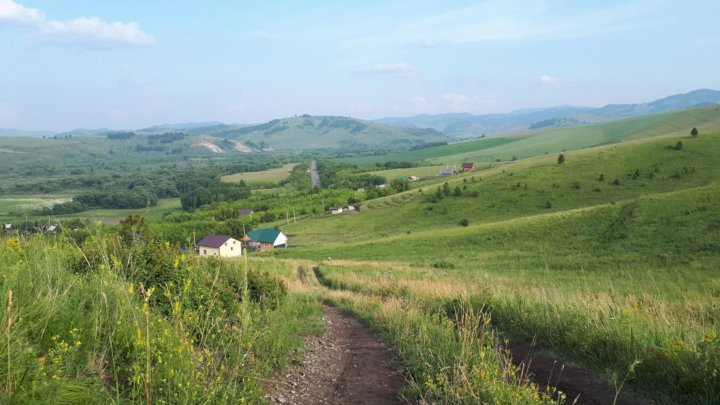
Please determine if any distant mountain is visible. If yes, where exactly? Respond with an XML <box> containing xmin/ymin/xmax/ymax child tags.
<box><xmin>216</xmin><ymin>115</ymin><xmax>448</xmax><ymax>150</ymax></box>
<box><xmin>377</xmin><ymin>89</ymin><xmax>720</xmax><ymax>138</ymax></box>
<box><xmin>0</xmin><ymin>128</ymin><xmax>54</xmax><ymax>137</ymax></box>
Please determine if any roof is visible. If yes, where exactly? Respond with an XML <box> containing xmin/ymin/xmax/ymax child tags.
<box><xmin>461</xmin><ymin>162</ymin><xmax>475</xmax><ymax>168</ymax></box>
<box><xmin>238</xmin><ymin>208</ymin><xmax>254</xmax><ymax>216</ymax></box>
<box><xmin>197</xmin><ymin>234</ymin><xmax>232</xmax><ymax>248</ymax></box>
<box><xmin>248</xmin><ymin>228</ymin><xmax>283</xmax><ymax>244</ymax></box>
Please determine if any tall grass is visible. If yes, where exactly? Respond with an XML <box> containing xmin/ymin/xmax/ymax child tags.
<box><xmin>0</xmin><ymin>233</ymin><xmax>323</xmax><ymax>403</ymax></box>
<box><xmin>313</xmin><ymin>262</ymin><xmax>720</xmax><ymax>403</ymax></box>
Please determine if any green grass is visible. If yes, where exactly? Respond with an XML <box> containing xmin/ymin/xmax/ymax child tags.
<box><xmin>360</xmin><ymin>165</ymin><xmax>451</xmax><ymax>180</ymax></box>
<box><xmin>342</xmin><ymin>105</ymin><xmax>720</xmax><ymax>167</ymax></box>
<box><xmin>51</xmin><ymin>198</ymin><xmax>182</xmax><ymax>222</ymax></box>
<box><xmin>269</xmin><ymin>132</ymin><xmax>720</xmax><ymax>403</ymax></box>
<box><xmin>279</xmin><ymin>133</ymin><xmax>720</xmax><ymax>247</ymax></box>
<box><xmin>221</xmin><ymin>163</ymin><xmax>298</xmax><ymax>184</ymax></box>
<box><xmin>0</xmin><ymin>195</ymin><xmax>72</xmax><ymax>216</ymax></box>
<box><xmin>0</xmin><ymin>232</ymin><xmax>324</xmax><ymax>403</ymax></box>
<box><xmin>341</xmin><ymin>137</ymin><xmax>521</xmax><ymax>165</ymax></box>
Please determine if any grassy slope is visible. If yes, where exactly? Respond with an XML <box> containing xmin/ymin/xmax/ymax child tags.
<box><xmin>273</xmin><ymin>132</ymin><xmax>720</xmax><ymax>403</ymax></box>
<box><xmin>281</xmin><ymin>133</ymin><xmax>719</xmax><ymax>247</ymax></box>
<box><xmin>342</xmin><ymin>105</ymin><xmax>720</xmax><ymax>166</ymax></box>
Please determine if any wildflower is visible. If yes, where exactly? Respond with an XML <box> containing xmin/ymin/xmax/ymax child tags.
<box><xmin>704</xmin><ymin>331</ymin><xmax>717</xmax><ymax>343</ymax></box>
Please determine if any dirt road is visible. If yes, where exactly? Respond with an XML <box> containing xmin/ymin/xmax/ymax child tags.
<box><xmin>269</xmin><ymin>305</ymin><xmax>406</xmax><ymax>404</ymax></box>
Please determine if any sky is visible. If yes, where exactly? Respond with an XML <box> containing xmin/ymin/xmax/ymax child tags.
<box><xmin>0</xmin><ymin>0</ymin><xmax>719</xmax><ymax>131</ymax></box>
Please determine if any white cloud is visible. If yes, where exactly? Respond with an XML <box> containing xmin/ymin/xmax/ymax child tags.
<box><xmin>356</xmin><ymin>63</ymin><xmax>414</xmax><ymax>75</ymax></box>
<box><xmin>0</xmin><ymin>0</ymin><xmax>42</xmax><ymax>23</ymax></box>
<box><xmin>540</xmin><ymin>74</ymin><xmax>559</xmax><ymax>84</ymax></box>
<box><xmin>0</xmin><ymin>0</ymin><xmax>154</xmax><ymax>48</ymax></box>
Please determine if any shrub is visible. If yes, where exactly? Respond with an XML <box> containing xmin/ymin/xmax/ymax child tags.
<box><xmin>459</xmin><ymin>218</ymin><xmax>469</xmax><ymax>227</ymax></box>
<box><xmin>557</xmin><ymin>154</ymin><xmax>565</xmax><ymax>164</ymax></box>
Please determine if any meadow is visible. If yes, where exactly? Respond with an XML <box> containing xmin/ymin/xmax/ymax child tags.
<box><xmin>221</xmin><ymin>163</ymin><xmax>298</xmax><ymax>184</ymax></box>
<box><xmin>271</xmin><ymin>131</ymin><xmax>720</xmax><ymax>403</ymax></box>
<box><xmin>342</xmin><ymin>105</ymin><xmax>720</xmax><ymax>166</ymax></box>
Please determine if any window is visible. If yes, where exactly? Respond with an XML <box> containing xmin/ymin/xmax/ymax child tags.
<box><xmin>203</xmin><ymin>249</ymin><xmax>207</xmax><ymax>255</ymax></box>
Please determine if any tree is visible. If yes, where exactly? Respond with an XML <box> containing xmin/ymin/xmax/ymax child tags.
<box><xmin>557</xmin><ymin>154</ymin><xmax>565</xmax><ymax>165</ymax></box>
<box><xmin>691</xmin><ymin>127</ymin><xmax>699</xmax><ymax>137</ymax></box>
<box><xmin>675</xmin><ymin>141</ymin><xmax>683</xmax><ymax>151</ymax></box>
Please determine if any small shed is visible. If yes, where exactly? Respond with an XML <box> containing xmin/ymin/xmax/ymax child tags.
<box><xmin>3</xmin><ymin>224</ymin><xmax>13</xmax><ymax>231</ymax></box>
<box><xmin>247</xmin><ymin>228</ymin><xmax>288</xmax><ymax>252</ymax></box>
<box><xmin>330</xmin><ymin>207</ymin><xmax>343</xmax><ymax>215</ymax></box>
<box><xmin>197</xmin><ymin>234</ymin><xmax>242</xmax><ymax>258</ymax></box>
<box><xmin>238</xmin><ymin>208</ymin><xmax>254</xmax><ymax>217</ymax></box>
<box><xmin>461</xmin><ymin>162</ymin><xmax>476</xmax><ymax>171</ymax></box>
<box><xmin>439</xmin><ymin>169</ymin><xmax>456</xmax><ymax>176</ymax></box>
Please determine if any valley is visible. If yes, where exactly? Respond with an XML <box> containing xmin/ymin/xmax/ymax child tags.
<box><xmin>1</xmin><ymin>99</ymin><xmax>719</xmax><ymax>404</ymax></box>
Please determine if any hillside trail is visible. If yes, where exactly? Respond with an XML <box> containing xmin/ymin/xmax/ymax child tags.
<box><xmin>268</xmin><ymin>305</ymin><xmax>407</xmax><ymax>404</ymax></box>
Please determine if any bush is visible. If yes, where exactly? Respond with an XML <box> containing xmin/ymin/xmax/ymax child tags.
<box><xmin>459</xmin><ymin>218</ymin><xmax>469</xmax><ymax>227</ymax></box>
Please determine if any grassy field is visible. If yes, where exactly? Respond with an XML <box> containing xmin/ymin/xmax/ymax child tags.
<box><xmin>0</xmin><ymin>194</ymin><xmax>72</xmax><ymax>216</ymax></box>
<box><xmin>270</xmin><ymin>132</ymin><xmax>720</xmax><ymax>403</ymax></box>
<box><xmin>221</xmin><ymin>163</ymin><xmax>298</xmax><ymax>184</ymax></box>
<box><xmin>55</xmin><ymin>198</ymin><xmax>182</xmax><ymax>222</ymax></box>
<box><xmin>342</xmin><ymin>105</ymin><xmax>720</xmax><ymax>166</ymax></box>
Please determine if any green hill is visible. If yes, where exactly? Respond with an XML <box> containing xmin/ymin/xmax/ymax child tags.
<box><xmin>279</xmin><ymin>130</ymin><xmax>720</xmax><ymax>248</ymax></box>
<box><xmin>344</xmin><ymin>105</ymin><xmax>720</xmax><ymax>165</ymax></box>
<box><xmin>216</xmin><ymin>115</ymin><xmax>448</xmax><ymax>150</ymax></box>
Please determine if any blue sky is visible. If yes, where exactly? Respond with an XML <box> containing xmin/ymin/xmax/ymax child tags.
<box><xmin>1</xmin><ymin>0</ymin><xmax>718</xmax><ymax>131</ymax></box>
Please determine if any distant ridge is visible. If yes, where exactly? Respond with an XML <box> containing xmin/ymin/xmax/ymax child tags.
<box><xmin>377</xmin><ymin>89</ymin><xmax>720</xmax><ymax>138</ymax></box>
<box><xmin>214</xmin><ymin>115</ymin><xmax>448</xmax><ymax>150</ymax></box>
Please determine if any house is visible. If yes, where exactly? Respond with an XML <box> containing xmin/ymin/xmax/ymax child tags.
<box><xmin>238</xmin><ymin>208</ymin><xmax>254</xmax><ymax>217</ymax></box>
<box><xmin>330</xmin><ymin>207</ymin><xmax>343</xmax><ymax>215</ymax></box>
<box><xmin>461</xmin><ymin>162</ymin><xmax>476</xmax><ymax>171</ymax></box>
<box><xmin>408</xmin><ymin>176</ymin><xmax>419</xmax><ymax>181</ymax></box>
<box><xmin>247</xmin><ymin>228</ymin><xmax>288</xmax><ymax>252</ymax></box>
<box><xmin>439</xmin><ymin>169</ymin><xmax>456</xmax><ymax>176</ymax></box>
<box><xmin>196</xmin><ymin>234</ymin><xmax>242</xmax><ymax>258</ymax></box>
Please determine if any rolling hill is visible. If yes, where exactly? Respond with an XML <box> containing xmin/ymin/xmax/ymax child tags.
<box><xmin>214</xmin><ymin>115</ymin><xmax>448</xmax><ymax>149</ymax></box>
<box><xmin>378</xmin><ymin>88</ymin><xmax>720</xmax><ymax>138</ymax></box>
<box><xmin>344</xmin><ymin>104</ymin><xmax>720</xmax><ymax>165</ymax></box>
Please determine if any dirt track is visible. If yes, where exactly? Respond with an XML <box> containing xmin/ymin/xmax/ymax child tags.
<box><xmin>268</xmin><ymin>305</ymin><xmax>406</xmax><ymax>404</ymax></box>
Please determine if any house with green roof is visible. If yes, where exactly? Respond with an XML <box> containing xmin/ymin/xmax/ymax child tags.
<box><xmin>247</xmin><ymin>228</ymin><xmax>288</xmax><ymax>252</ymax></box>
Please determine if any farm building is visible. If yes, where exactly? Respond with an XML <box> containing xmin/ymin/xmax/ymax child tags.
<box><xmin>238</xmin><ymin>208</ymin><xmax>254</xmax><ymax>217</ymax></box>
<box><xmin>247</xmin><ymin>228</ymin><xmax>288</xmax><ymax>252</ymax></box>
<box><xmin>196</xmin><ymin>234</ymin><xmax>242</xmax><ymax>258</ymax></box>
<box><xmin>330</xmin><ymin>207</ymin><xmax>343</xmax><ymax>215</ymax></box>
<box><xmin>461</xmin><ymin>162</ymin><xmax>476</xmax><ymax>171</ymax></box>
<box><xmin>439</xmin><ymin>169</ymin><xmax>456</xmax><ymax>176</ymax></box>
<box><xmin>3</xmin><ymin>224</ymin><xmax>13</xmax><ymax>232</ymax></box>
